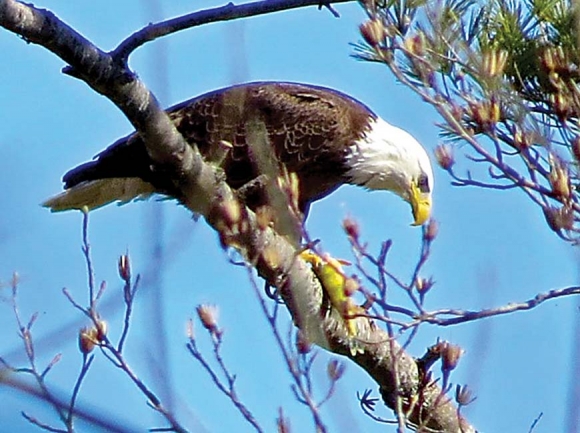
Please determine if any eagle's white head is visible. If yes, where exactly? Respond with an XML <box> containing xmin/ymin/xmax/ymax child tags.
<box><xmin>346</xmin><ymin>117</ymin><xmax>434</xmax><ymax>226</ymax></box>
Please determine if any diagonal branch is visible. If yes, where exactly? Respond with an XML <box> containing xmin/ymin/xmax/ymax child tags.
<box><xmin>0</xmin><ymin>0</ymin><xmax>196</xmax><ymax>193</ymax></box>
<box><xmin>0</xmin><ymin>372</ymin><xmax>139</xmax><ymax>433</ymax></box>
<box><xmin>0</xmin><ymin>1</ymin><xmax>474</xmax><ymax>431</ymax></box>
<box><xmin>112</xmin><ymin>0</ymin><xmax>353</xmax><ymax>61</ymax></box>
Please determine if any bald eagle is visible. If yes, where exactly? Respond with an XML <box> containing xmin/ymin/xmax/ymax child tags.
<box><xmin>43</xmin><ymin>82</ymin><xmax>433</xmax><ymax>224</ymax></box>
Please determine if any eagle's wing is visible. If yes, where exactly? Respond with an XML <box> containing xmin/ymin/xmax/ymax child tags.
<box><xmin>43</xmin><ymin>82</ymin><xmax>375</xmax><ymax>212</ymax></box>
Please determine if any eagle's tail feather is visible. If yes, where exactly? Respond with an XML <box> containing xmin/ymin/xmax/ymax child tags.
<box><xmin>42</xmin><ymin>178</ymin><xmax>156</xmax><ymax>212</ymax></box>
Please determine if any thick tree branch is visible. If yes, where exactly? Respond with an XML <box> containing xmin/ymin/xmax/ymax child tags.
<box><xmin>0</xmin><ymin>1</ymin><xmax>474</xmax><ymax>431</ymax></box>
<box><xmin>0</xmin><ymin>0</ymin><xmax>199</xmax><ymax>194</ymax></box>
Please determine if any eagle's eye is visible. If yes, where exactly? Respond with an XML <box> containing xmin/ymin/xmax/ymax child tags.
<box><xmin>417</xmin><ymin>173</ymin><xmax>430</xmax><ymax>193</ymax></box>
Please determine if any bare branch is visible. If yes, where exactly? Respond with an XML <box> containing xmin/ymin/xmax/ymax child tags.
<box><xmin>415</xmin><ymin>285</ymin><xmax>580</xmax><ymax>327</ymax></box>
<box><xmin>186</xmin><ymin>318</ymin><xmax>264</xmax><ymax>432</ymax></box>
<box><xmin>66</xmin><ymin>355</ymin><xmax>94</xmax><ymax>428</ymax></box>
<box><xmin>0</xmin><ymin>1</ymin><xmax>474</xmax><ymax>430</ymax></box>
<box><xmin>0</xmin><ymin>373</ymin><xmax>138</xmax><ymax>432</ymax></box>
<box><xmin>113</xmin><ymin>0</ymin><xmax>353</xmax><ymax>61</ymax></box>
<box><xmin>21</xmin><ymin>413</ymin><xmax>67</xmax><ymax>433</ymax></box>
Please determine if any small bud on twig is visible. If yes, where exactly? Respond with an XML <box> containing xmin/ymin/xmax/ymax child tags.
<box><xmin>449</xmin><ymin>104</ymin><xmax>464</xmax><ymax>122</ymax></box>
<box><xmin>118</xmin><ymin>253</ymin><xmax>131</xmax><ymax>281</ymax></box>
<box><xmin>424</xmin><ymin>219</ymin><xmax>438</xmax><ymax>242</ymax></box>
<box><xmin>359</xmin><ymin>18</ymin><xmax>385</xmax><ymax>47</ymax></box>
<box><xmin>196</xmin><ymin>304</ymin><xmax>220</xmax><ymax>335</ymax></box>
<box><xmin>342</xmin><ymin>216</ymin><xmax>360</xmax><ymax>242</ymax></box>
<box><xmin>27</xmin><ymin>312</ymin><xmax>39</xmax><ymax>331</ymax></box>
<box><xmin>455</xmin><ymin>384</ymin><xmax>477</xmax><ymax>406</ymax></box>
<box><xmin>544</xmin><ymin>205</ymin><xmax>574</xmax><ymax>232</ymax></box>
<box><xmin>277</xmin><ymin>408</ymin><xmax>291</xmax><ymax>433</ymax></box>
<box><xmin>404</xmin><ymin>32</ymin><xmax>426</xmax><ymax>57</ymax></box>
<box><xmin>295</xmin><ymin>330</ymin><xmax>312</xmax><ymax>354</ymax></box>
<box><xmin>469</xmin><ymin>98</ymin><xmax>501</xmax><ymax>131</ymax></box>
<box><xmin>415</xmin><ymin>276</ymin><xmax>435</xmax><ymax>294</ymax></box>
<box><xmin>327</xmin><ymin>359</ymin><xmax>346</xmax><ymax>381</ymax></box>
<box><xmin>548</xmin><ymin>155</ymin><xmax>571</xmax><ymax>202</ymax></box>
<box><xmin>79</xmin><ymin>327</ymin><xmax>96</xmax><ymax>354</ymax></box>
<box><xmin>512</xmin><ymin>126</ymin><xmax>532</xmax><ymax>151</ymax></box>
<box><xmin>95</xmin><ymin>318</ymin><xmax>108</xmax><ymax>341</ymax></box>
<box><xmin>434</xmin><ymin>144</ymin><xmax>455</xmax><ymax>170</ymax></box>
<box><xmin>41</xmin><ymin>353</ymin><xmax>62</xmax><ymax>378</ymax></box>
<box><xmin>440</xmin><ymin>341</ymin><xmax>464</xmax><ymax>373</ymax></box>
<box><xmin>96</xmin><ymin>280</ymin><xmax>107</xmax><ymax>302</ymax></box>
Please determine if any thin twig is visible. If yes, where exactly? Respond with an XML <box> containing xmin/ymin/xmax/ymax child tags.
<box><xmin>408</xmin><ymin>286</ymin><xmax>580</xmax><ymax>327</ymax></box>
<box><xmin>117</xmin><ymin>273</ymin><xmax>139</xmax><ymax>353</ymax></box>
<box><xmin>244</xmin><ymin>268</ymin><xmax>329</xmax><ymax>433</ymax></box>
<box><xmin>186</xmin><ymin>332</ymin><xmax>264</xmax><ymax>432</ymax></box>
<box><xmin>81</xmin><ymin>212</ymin><xmax>96</xmax><ymax>308</ymax></box>
<box><xmin>66</xmin><ymin>355</ymin><xmax>94</xmax><ymax>427</ymax></box>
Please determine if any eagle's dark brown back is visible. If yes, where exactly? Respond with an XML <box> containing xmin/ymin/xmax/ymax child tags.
<box><xmin>62</xmin><ymin>82</ymin><xmax>376</xmax><ymax>211</ymax></box>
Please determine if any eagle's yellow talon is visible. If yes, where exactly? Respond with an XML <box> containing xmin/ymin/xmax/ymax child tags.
<box><xmin>301</xmin><ymin>249</ymin><xmax>362</xmax><ymax>340</ymax></box>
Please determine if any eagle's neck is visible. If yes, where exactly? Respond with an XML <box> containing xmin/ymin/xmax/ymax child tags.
<box><xmin>345</xmin><ymin>117</ymin><xmax>424</xmax><ymax>201</ymax></box>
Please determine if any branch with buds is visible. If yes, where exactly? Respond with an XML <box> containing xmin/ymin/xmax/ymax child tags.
<box><xmin>1</xmin><ymin>0</ymin><xmax>475</xmax><ymax>431</ymax></box>
<box><xmin>356</xmin><ymin>0</ymin><xmax>580</xmax><ymax>243</ymax></box>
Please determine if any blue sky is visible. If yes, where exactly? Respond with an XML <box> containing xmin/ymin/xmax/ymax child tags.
<box><xmin>0</xmin><ymin>1</ymin><xmax>577</xmax><ymax>432</ymax></box>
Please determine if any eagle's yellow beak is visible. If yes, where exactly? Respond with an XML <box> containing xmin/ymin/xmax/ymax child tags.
<box><xmin>410</xmin><ymin>180</ymin><xmax>431</xmax><ymax>226</ymax></box>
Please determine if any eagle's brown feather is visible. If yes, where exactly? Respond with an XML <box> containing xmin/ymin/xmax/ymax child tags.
<box><xmin>48</xmin><ymin>82</ymin><xmax>376</xmax><ymax>213</ymax></box>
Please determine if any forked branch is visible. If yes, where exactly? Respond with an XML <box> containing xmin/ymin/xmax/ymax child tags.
<box><xmin>0</xmin><ymin>1</ymin><xmax>474</xmax><ymax>431</ymax></box>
